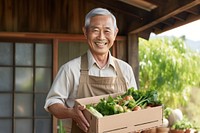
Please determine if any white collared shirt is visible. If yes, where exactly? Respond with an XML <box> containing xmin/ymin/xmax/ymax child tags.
<box><xmin>44</xmin><ymin>50</ymin><xmax>137</xmax><ymax>111</ymax></box>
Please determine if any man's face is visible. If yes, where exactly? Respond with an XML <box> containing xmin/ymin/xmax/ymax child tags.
<box><xmin>83</xmin><ymin>15</ymin><xmax>118</xmax><ymax>55</ymax></box>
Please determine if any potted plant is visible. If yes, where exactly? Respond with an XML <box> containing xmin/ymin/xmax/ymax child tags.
<box><xmin>170</xmin><ymin>118</ymin><xmax>194</xmax><ymax>133</ymax></box>
<box><xmin>170</xmin><ymin>120</ymin><xmax>185</xmax><ymax>133</ymax></box>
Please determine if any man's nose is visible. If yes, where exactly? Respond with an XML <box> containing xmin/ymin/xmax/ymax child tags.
<box><xmin>97</xmin><ymin>31</ymin><xmax>106</xmax><ymax>39</ymax></box>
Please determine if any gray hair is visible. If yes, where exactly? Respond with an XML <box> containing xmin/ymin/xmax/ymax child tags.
<box><xmin>85</xmin><ymin>8</ymin><xmax>118</xmax><ymax>29</ymax></box>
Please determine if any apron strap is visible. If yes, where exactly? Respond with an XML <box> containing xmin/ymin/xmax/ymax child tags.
<box><xmin>113</xmin><ymin>58</ymin><xmax>127</xmax><ymax>88</ymax></box>
<box><xmin>80</xmin><ymin>53</ymin><xmax>88</xmax><ymax>75</ymax></box>
<box><xmin>113</xmin><ymin>58</ymin><xmax>124</xmax><ymax>78</ymax></box>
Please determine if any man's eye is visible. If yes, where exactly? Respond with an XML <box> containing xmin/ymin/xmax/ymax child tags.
<box><xmin>92</xmin><ymin>29</ymin><xmax>99</xmax><ymax>32</ymax></box>
<box><xmin>105</xmin><ymin>30</ymin><xmax>111</xmax><ymax>34</ymax></box>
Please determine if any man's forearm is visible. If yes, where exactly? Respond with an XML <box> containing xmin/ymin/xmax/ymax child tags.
<box><xmin>48</xmin><ymin>103</ymin><xmax>74</xmax><ymax>119</ymax></box>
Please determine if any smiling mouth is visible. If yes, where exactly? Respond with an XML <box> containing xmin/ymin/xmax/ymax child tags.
<box><xmin>95</xmin><ymin>41</ymin><xmax>108</xmax><ymax>47</ymax></box>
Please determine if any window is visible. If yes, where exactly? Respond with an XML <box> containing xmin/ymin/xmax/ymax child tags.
<box><xmin>0</xmin><ymin>42</ymin><xmax>52</xmax><ymax>133</ymax></box>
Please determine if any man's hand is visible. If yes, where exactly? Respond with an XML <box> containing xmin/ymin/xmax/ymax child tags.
<box><xmin>48</xmin><ymin>103</ymin><xmax>90</xmax><ymax>132</ymax></box>
<box><xmin>72</xmin><ymin>105</ymin><xmax>90</xmax><ymax>132</ymax></box>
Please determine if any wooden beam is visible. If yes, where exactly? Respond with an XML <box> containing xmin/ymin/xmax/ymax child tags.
<box><xmin>138</xmin><ymin>29</ymin><xmax>152</xmax><ymax>40</ymax></box>
<box><xmin>130</xmin><ymin>0</ymin><xmax>200</xmax><ymax>34</ymax></box>
<box><xmin>145</xmin><ymin>0</ymin><xmax>163</xmax><ymax>7</ymax></box>
<box><xmin>88</xmin><ymin>0</ymin><xmax>149</xmax><ymax>20</ymax></box>
<box><xmin>128</xmin><ymin>33</ymin><xmax>139</xmax><ymax>89</ymax></box>
<box><xmin>172</xmin><ymin>16</ymin><xmax>186</xmax><ymax>22</ymax></box>
<box><xmin>53</xmin><ymin>39</ymin><xmax>59</xmax><ymax>133</ymax></box>
<box><xmin>185</xmin><ymin>5</ymin><xmax>200</xmax><ymax>15</ymax></box>
<box><xmin>118</xmin><ymin>0</ymin><xmax>157</xmax><ymax>11</ymax></box>
<box><xmin>0</xmin><ymin>32</ymin><xmax>126</xmax><ymax>42</ymax></box>
<box><xmin>154</xmin><ymin>12</ymin><xmax>200</xmax><ymax>34</ymax></box>
<box><xmin>161</xmin><ymin>21</ymin><xmax>173</xmax><ymax>26</ymax></box>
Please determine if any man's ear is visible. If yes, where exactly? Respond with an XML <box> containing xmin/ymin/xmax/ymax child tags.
<box><xmin>82</xmin><ymin>27</ymin><xmax>87</xmax><ymax>38</ymax></box>
<box><xmin>114</xmin><ymin>28</ymin><xmax>119</xmax><ymax>38</ymax></box>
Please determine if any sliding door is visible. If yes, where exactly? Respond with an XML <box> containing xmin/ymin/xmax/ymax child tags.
<box><xmin>0</xmin><ymin>41</ymin><xmax>53</xmax><ymax>133</ymax></box>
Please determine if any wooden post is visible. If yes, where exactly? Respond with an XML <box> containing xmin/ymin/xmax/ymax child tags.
<box><xmin>128</xmin><ymin>33</ymin><xmax>139</xmax><ymax>89</ymax></box>
<box><xmin>53</xmin><ymin>39</ymin><xmax>58</xmax><ymax>133</ymax></box>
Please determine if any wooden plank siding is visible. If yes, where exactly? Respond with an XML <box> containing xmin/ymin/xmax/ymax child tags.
<box><xmin>0</xmin><ymin>0</ymin><xmax>129</xmax><ymax>34</ymax></box>
<box><xmin>0</xmin><ymin>0</ymin><xmax>136</xmax><ymax>69</ymax></box>
<box><xmin>0</xmin><ymin>0</ymin><xmax>138</xmax><ymax>86</ymax></box>
<box><xmin>0</xmin><ymin>0</ymin><xmax>139</xmax><ymax>88</ymax></box>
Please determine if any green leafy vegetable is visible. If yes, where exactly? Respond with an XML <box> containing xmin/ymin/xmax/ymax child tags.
<box><xmin>86</xmin><ymin>87</ymin><xmax>162</xmax><ymax>117</ymax></box>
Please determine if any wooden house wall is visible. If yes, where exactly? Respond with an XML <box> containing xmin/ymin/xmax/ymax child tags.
<box><xmin>0</xmin><ymin>0</ymin><xmax>138</xmax><ymax>85</ymax></box>
<box><xmin>0</xmin><ymin>0</ymin><xmax>129</xmax><ymax>35</ymax></box>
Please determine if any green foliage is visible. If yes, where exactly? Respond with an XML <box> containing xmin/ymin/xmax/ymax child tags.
<box><xmin>139</xmin><ymin>37</ymin><xmax>200</xmax><ymax>108</ymax></box>
<box><xmin>171</xmin><ymin>117</ymin><xmax>195</xmax><ymax>130</ymax></box>
<box><xmin>164</xmin><ymin>107</ymin><xmax>172</xmax><ymax>119</ymax></box>
<box><xmin>181</xmin><ymin>88</ymin><xmax>200</xmax><ymax>126</ymax></box>
<box><xmin>58</xmin><ymin>120</ymin><xmax>66</xmax><ymax>133</ymax></box>
<box><xmin>123</xmin><ymin>87</ymin><xmax>162</xmax><ymax>106</ymax></box>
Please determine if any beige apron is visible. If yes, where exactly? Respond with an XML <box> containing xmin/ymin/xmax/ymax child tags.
<box><xmin>71</xmin><ymin>53</ymin><xmax>128</xmax><ymax>133</ymax></box>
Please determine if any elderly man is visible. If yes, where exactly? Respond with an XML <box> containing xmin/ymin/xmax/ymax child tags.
<box><xmin>44</xmin><ymin>8</ymin><xmax>137</xmax><ymax>132</ymax></box>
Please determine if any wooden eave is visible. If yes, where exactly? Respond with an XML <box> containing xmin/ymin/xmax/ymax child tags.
<box><xmin>91</xmin><ymin>0</ymin><xmax>200</xmax><ymax>39</ymax></box>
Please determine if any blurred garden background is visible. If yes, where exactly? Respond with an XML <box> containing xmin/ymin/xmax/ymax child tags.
<box><xmin>139</xmin><ymin>35</ymin><xmax>200</xmax><ymax>128</ymax></box>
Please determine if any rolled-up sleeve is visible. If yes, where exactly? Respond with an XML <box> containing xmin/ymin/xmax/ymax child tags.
<box><xmin>44</xmin><ymin>65</ymin><xmax>71</xmax><ymax>112</ymax></box>
<box><xmin>118</xmin><ymin>60</ymin><xmax>138</xmax><ymax>90</ymax></box>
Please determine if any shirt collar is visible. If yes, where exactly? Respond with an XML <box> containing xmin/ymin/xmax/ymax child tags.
<box><xmin>87</xmin><ymin>50</ymin><xmax>116</xmax><ymax>70</ymax></box>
